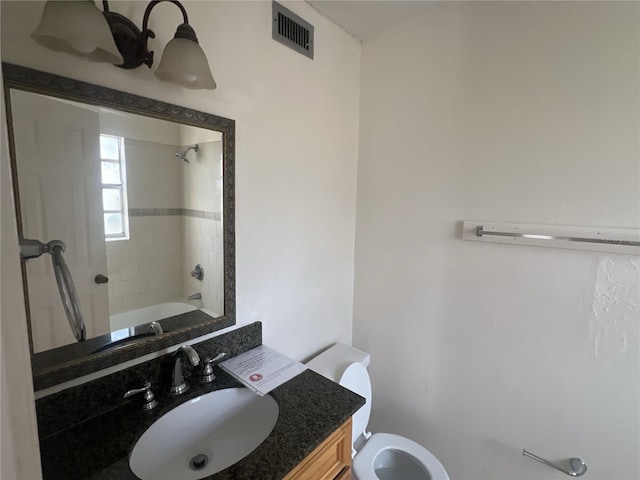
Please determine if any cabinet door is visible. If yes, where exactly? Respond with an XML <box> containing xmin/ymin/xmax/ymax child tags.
<box><xmin>284</xmin><ymin>418</ymin><xmax>352</xmax><ymax>480</ymax></box>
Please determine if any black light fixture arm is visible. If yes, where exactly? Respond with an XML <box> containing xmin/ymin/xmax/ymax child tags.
<box><xmin>100</xmin><ymin>0</ymin><xmax>195</xmax><ymax>70</ymax></box>
<box><xmin>142</xmin><ymin>0</ymin><xmax>189</xmax><ymax>31</ymax></box>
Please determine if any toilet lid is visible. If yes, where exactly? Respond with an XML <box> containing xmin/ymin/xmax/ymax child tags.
<box><xmin>339</xmin><ymin>363</ymin><xmax>372</xmax><ymax>446</ymax></box>
<box><xmin>353</xmin><ymin>433</ymin><xmax>450</xmax><ymax>480</ymax></box>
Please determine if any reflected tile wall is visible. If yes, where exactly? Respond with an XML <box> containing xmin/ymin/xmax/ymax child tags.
<box><xmin>181</xmin><ymin>140</ymin><xmax>224</xmax><ymax>316</ymax></box>
<box><xmin>107</xmin><ymin>215</ymin><xmax>183</xmax><ymax>315</ymax></box>
<box><xmin>105</xmin><ymin>139</ymin><xmax>223</xmax><ymax>319</ymax></box>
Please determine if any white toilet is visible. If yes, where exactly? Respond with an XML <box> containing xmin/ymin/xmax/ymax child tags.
<box><xmin>307</xmin><ymin>343</ymin><xmax>449</xmax><ymax>480</ymax></box>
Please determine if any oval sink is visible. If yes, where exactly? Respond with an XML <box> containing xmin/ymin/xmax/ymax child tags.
<box><xmin>129</xmin><ymin>388</ymin><xmax>279</xmax><ymax>479</ymax></box>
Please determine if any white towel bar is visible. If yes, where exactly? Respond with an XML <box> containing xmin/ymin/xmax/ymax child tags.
<box><xmin>462</xmin><ymin>221</ymin><xmax>640</xmax><ymax>255</ymax></box>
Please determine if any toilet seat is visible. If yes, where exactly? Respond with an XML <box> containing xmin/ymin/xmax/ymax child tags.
<box><xmin>353</xmin><ymin>433</ymin><xmax>449</xmax><ymax>480</ymax></box>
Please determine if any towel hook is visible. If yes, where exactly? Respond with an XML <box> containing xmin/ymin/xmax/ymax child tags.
<box><xmin>523</xmin><ymin>449</ymin><xmax>587</xmax><ymax>477</ymax></box>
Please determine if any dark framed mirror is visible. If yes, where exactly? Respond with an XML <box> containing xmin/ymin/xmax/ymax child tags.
<box><xmin>2</xmin><ymin>63</ymin><xmax>235</xmax><ymax>390</ymax></box>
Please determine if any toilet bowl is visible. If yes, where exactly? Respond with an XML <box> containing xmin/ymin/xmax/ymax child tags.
<box><xmin>307</xmin><ymin>344</ymin><xmax>449</xmax><ymax>480</ymax></box>
<box><xmin>354</xmin><ymin>433</ymin><xmax>449</xmax><ymax>480</ymax></box>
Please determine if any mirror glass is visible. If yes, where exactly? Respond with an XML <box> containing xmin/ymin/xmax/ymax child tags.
<box><xmin>3</xmin><ymin>63</ymin><xmax>235</xmax><ymax>388</ymax></box>
<box><xmin>12</xmin><ymin>90</ymin><xmax>224</xmax><ymax>353</ymax></box>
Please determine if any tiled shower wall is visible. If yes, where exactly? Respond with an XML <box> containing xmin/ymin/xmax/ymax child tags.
<box><xmin>106</xmin><ymin>216</ymin><xmax>183</xmax><ymax>314</ymax></box>
<box><xmin>181</xmin><ymin>140</ymin><xmax>224</xmax><ymax>315</ymax></box>
<box><xmin>106</xmin><ymin>139</ymin><xmax>184</xmax><ymax>315</ymax></box>
<box><xmin>106</xmin><ymin>138</ymin><xmax>223</xmax><ymax>318</ymax></box>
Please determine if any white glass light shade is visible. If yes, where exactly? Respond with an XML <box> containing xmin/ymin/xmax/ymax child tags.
<box><xmin>154</xmin><ymin>38</ymin><xmax>216</xmax><ymax>90</ymax></box>
<box><xmin>31</xmin><ymin>1</ymin><xmax>123</xmax><ymax>64</ymax></box>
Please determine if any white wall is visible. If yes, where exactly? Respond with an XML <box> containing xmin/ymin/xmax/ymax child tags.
<box><xmin>1</xmin><ymin>0</ymin><xmax>360</xmax><ymax>472</ymax></box>
<box><xmin>179</xmin><ymin>124</ymin><xmax>222</xmax><ymax>146</ymax></box>
<box><xmin>354</xmin><ymin>2</ymin><xmax>639</xmax><ymax>479</ymax></box>
<box><xmin>100</xmin><ymin>109</ymin><xmax>182</xmax><ymax>145</ymax></box>
<box><xmin>0</xmin><ymin>73</ymin><xmax>42</xmax><ymax>478</ymax></box>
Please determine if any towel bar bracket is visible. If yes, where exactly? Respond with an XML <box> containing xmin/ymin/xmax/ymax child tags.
<box><xmin>19</xmin><ymin>238</ymin><xmax>86</xmax><ymax>342</ymax></box>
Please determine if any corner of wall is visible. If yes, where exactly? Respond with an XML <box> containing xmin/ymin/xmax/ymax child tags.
<box><xmin>1</xmin><ymin>71</ymin><xmax>42</xmax><ymax>479</ymax></box>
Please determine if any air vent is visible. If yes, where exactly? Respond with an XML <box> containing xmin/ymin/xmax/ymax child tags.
<box><xmin>272</xmin><ymin>2</ymin><xmax>314</xmax><ymax>60</ymax></box>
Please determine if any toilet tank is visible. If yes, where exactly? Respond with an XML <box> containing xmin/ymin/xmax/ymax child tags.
<box><xmin>306</xmin><ymin>343</ymin><xmax>373</xmax><ymax>450</ymax></box>
<box><xmin>306</xmin><ymin>343</ymin><xmax>370</xmax><ymax>382</ymax></box>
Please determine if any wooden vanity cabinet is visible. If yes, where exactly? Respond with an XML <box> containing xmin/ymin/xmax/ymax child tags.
<box><xmin>284</xmin><ymin>418</ymin><xmax>353</xmax><ymax>480</ymax></box>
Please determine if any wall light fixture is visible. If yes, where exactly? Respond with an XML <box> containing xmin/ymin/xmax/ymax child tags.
<box><xmin>31</xmin><ymin>0</ymin><xmax>216</xmax><ymax>90</ymax></box>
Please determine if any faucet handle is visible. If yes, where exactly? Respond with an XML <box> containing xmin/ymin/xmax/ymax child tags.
<box><xmin>124</xmin><ymin>381</ymin><xmax>158</xmax><ymax>410</ymax></box>
<box><xmin>201</xmin><ymin>352</ymin><xmax>227</xmax><ymax>383</ymax></box>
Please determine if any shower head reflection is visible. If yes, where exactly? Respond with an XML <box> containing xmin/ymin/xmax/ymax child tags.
<box><xmin>174</xmin><ymin>144</ymin><xmax>199</xmax><ymax>163</ymax></box>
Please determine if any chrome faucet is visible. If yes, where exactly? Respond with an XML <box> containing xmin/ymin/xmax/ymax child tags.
<box><xmin>187</xmin><ymin>292</ymin><xmax>202</xmax><ymax>301</ymax></box>
<box><xmin>170</xmin><ymin>345</ymin><xmax>200</xmax><ymax>395</ymax></box>
<box><xmin>147</xmin><ymin>321</ymin><xmax>163</xmax><ymax>335</ymax></box>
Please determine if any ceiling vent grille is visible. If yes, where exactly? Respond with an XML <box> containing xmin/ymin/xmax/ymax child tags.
<box><xmin>272</xmin><ymin>2</ymin><xmax>314</xmax><ymax>60</ymax></box>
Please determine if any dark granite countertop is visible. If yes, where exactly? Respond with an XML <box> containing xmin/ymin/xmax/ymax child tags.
<box><xmin>39</xmin><ymin>368</ymin><xmax>365</xmax><ymax>480</ymax></box>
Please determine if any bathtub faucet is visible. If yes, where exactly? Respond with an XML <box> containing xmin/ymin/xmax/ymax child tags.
<box><xmin>187</xmin><ymin>293</ymin><xmax>202</xmax><ymax>301</ymax></box>
<box><xmin>147</xmin><ymin>321</ymin><xmax>163</xmax><ymax>335</ymax></box>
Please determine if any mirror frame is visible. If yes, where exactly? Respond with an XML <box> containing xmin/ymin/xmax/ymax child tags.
<box><xmin>2</xmin><ymin>63</ymin><xmax>235</xmax><ymax>390</ymax></box>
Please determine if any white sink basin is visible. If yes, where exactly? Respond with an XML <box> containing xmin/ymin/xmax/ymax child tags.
<box><xmin>129</xmin><ymin>388</ymin><xmax>279</xmax><ymax>479</ymax></box>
